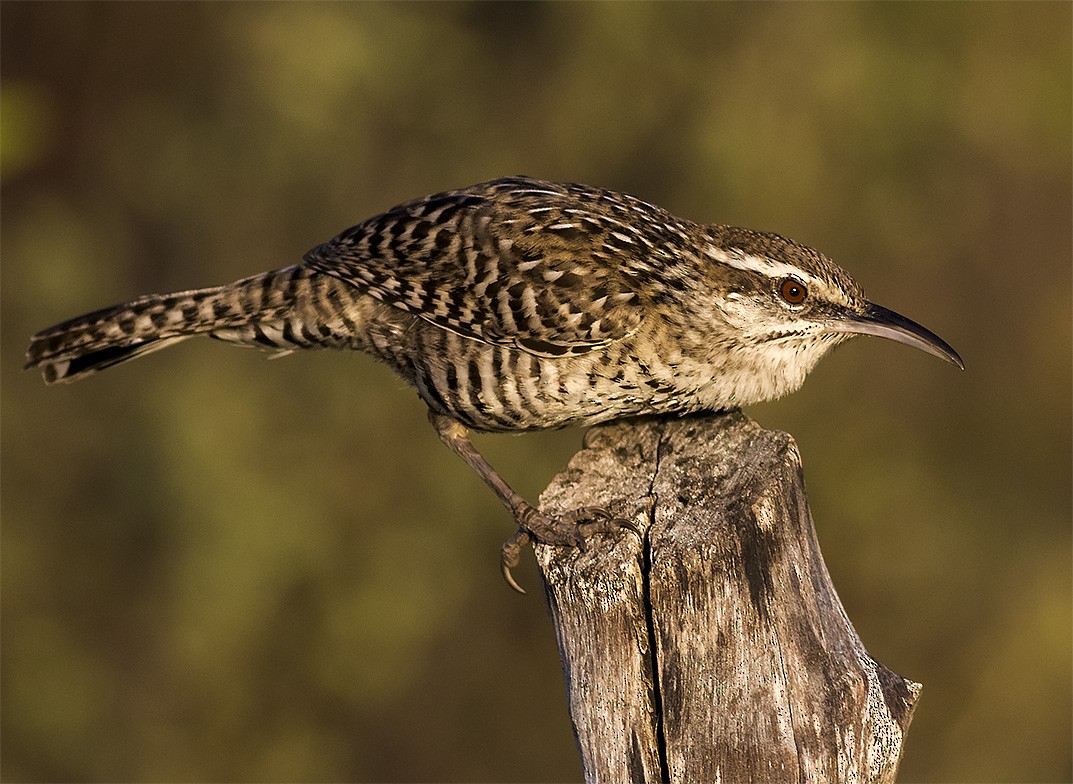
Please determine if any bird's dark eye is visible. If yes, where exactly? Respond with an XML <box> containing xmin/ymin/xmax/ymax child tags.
<box><xmin>778</xmin><ymin>278</ymin><xmax>808</xmax><ymax>305</ymax></box>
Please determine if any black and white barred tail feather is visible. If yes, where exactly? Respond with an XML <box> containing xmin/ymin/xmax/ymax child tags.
<box><xmin>24</xmin><ymin>265</ymin><xmax>368</xmax><ymax>384</ymax></box>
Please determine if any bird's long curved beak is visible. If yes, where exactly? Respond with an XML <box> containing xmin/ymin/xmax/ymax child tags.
<box><xmin>827</xmin><ymin>302</ymin><xmax>964</xmax><ymax>369</ymax></box>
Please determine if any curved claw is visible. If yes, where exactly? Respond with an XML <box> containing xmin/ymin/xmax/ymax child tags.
<box><xmin>501</xmin><ymin>560</ymin><xmax>527</xmax><ymax>595</ymax></box>
<box><xmin>499</xmin><ymin>504</ymin><xmax>640</xmax><ymax>593</ymax></box>
<box><xmin>612</xmin><ymin>517</ymin><xmax>643</xmax><ymax>538</ymax></box>
<box><xmin>500</xmin><ymin>530</ymin><xmax>531</xmax><ymax>595</ymax></box>
<box><xmin>575</xmin><ymin>514</ymin><xmax>642</xmax><ymax>542</ymax></box>
<box><xmin>560</xmin><ymin>506</ymin><xmax>612</xmax><ymax>525</ymax></box>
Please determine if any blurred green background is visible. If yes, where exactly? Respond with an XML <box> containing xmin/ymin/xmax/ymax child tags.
<box><xmin>2</xmin><ymin>3</ymin><xmax>1069</xmax><ymax>782</ymax></box>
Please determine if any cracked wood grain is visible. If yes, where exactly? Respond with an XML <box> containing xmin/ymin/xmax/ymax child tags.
<box><xmin>535</xmin><ymin>411</ymin><xmax>919</xmax><ymax>784</ymax></box>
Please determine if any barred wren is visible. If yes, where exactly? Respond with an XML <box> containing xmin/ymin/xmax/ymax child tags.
<box><xmin>26</xmin><ymin>177</ymin><xmax>963</xmax><ymax>590</ymax></box>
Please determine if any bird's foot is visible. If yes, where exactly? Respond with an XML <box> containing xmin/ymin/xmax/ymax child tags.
<box><xmin>500</xmin><ymin>505</ymin><xmax>640</xmax><ymax>593</ymax></box>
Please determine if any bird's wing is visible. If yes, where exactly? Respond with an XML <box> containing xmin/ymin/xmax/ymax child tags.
<box><xmin>302</xmin><ymin>178</ymin><xmax>648</xmax><ymax>357</ymax></box>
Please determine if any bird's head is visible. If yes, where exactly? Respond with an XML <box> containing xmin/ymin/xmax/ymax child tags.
<box><xmin>683</xmin><ymin>226</ymin><xmax>963</xmax><ymax>406</ymax></box>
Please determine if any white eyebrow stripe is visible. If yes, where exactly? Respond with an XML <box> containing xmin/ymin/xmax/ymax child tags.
<box><xmin>705</xmin><ymin>246</ymin><xmax>817</xmax><ymax>283</ymax></box>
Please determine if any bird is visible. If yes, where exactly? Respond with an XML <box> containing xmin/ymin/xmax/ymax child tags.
<box><xmin>25</xmin><ymin>176</ymin><xmax>963</xmax><ymax>591</ymax></box>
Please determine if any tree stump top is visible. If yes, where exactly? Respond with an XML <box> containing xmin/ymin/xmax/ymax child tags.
<box><xmin>536</xmin><ymin>412</ymin><xmax>919</xmax><ymax>784</ymax></box>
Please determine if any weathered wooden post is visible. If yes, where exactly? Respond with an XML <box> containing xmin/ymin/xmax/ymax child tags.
<box><xmin>535</xmin><ymin>411</ymin><xmax>919</xmax><ymax>784</ymax></box>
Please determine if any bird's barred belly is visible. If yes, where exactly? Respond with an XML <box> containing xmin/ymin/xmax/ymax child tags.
<box><xmin>398</xmin><ymin>327</ymin><xmax>694</xmax><ymax>432</ymax></box>
<box><xmin>228</xmin><ymin>285</ymin><xmax>704</xmax><ymax>433</ymax></box>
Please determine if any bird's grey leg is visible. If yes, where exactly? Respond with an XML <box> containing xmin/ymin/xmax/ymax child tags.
<box><xmin>428</xmin><ymin>411</ymin><xmax>630</xmax><ymax>593</ymax></box>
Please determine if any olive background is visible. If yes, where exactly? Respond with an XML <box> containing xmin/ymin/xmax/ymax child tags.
<box><xmin>2</xmin><ymin>3</ymin><xmax>1070</xmax><ymax>782</ymax></box>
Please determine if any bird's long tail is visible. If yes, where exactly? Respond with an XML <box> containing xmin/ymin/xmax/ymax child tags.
<box><xmin>25</xmin><ymin>265</ymin><xmax>366</xmax><ymax>384</ymax></box>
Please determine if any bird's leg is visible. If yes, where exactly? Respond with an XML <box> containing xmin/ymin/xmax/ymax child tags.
<box><xmin>428</xmin><ymin>411</ymin><xmax>632</xmax><ymax>593</ymax></box>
